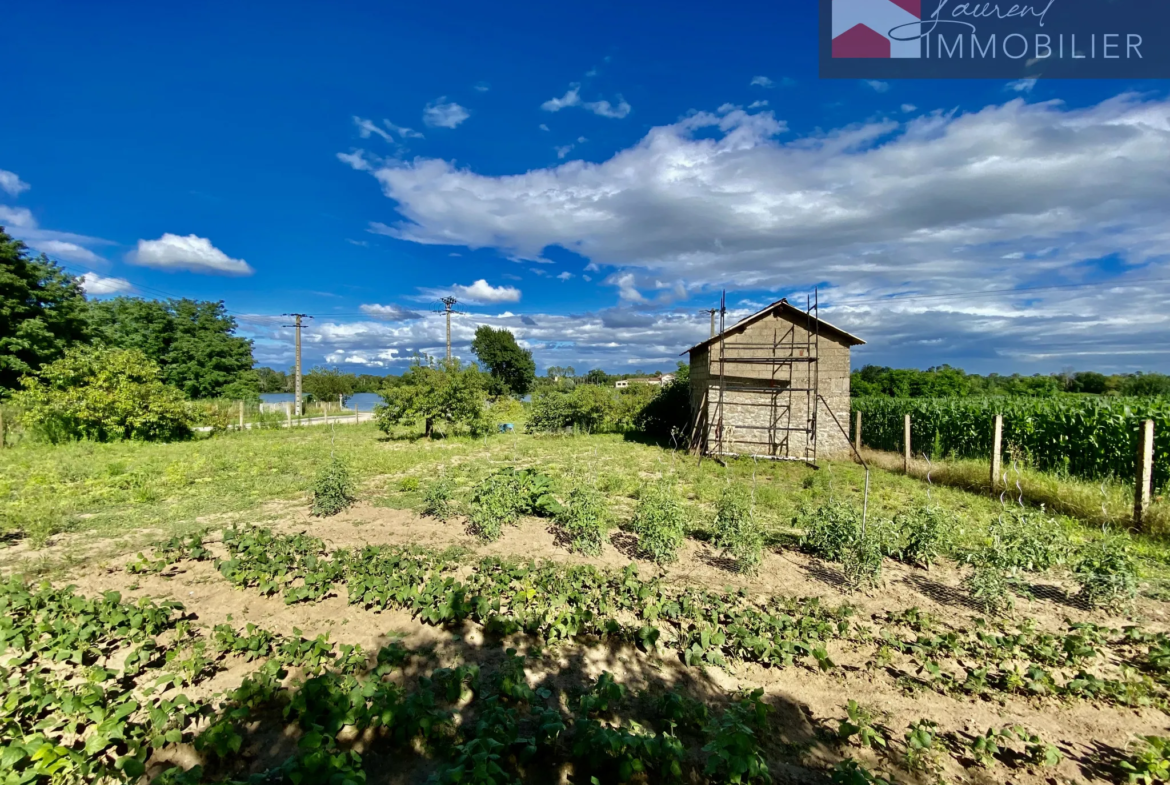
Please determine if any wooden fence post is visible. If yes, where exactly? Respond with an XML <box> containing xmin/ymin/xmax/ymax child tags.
<box><xmin>854</xmin><ymin>410</ymin><xmax>862</xmax><ymax>454</ymax></box>
<box><xmin>239</xmin><ymin>400</ymin><xmax>244</xmax><ymax>430</ymax></box>
<box><xmin>991</xmin><ymin>414</ymin><xmax>1003</xmax><ymax>491</ymax></box>
<box><xmin>903</xmin><ymin>414</ymin><xmax>911</xmax><ymax>473</ymax></box>
<box><xmin>355</xmin><ymin>405</ymin><xmax>360</xmax><ymax>425</ymax></box>
<box><xmin>286</xmin><ymin>402</ymin><xmax>292</xmax><ymax>428</ymax></box>
<box><xmin>1136</xmin><ymin>419</ymin><xmax>1155</xmax><ymax>529</ymax></box>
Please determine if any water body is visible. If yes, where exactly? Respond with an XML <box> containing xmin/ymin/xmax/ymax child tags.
<box><xmin>259</xmin><ymin>392</ymin><xmax>383</xmax><ymax>411</ymax></box>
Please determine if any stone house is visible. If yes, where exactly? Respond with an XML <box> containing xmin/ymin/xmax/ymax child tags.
<box><xmin>683</xmin><ymin>299</ymin><xmax>864</xmax><ymax>461</ymax></box>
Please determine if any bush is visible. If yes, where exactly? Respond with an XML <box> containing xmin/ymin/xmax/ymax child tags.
<box><xmin>375</xmin><ymin>358</ymin><xmax>489</xmax><ymax>438</ymax></box>
<box><xmin>468</xmin><ymin>468</ymin><xmax>560</xmax><ymax>541</ymax></box>
<box><xmin>557</xmin><ymin>484</ymin><xmax>610</xmax><ymax>556</ymax></box>
<box><xmin>13</xmin><ymin>346</ymin><xmax>194</xmax><ymax>443</ymax></box>
<box><xmin>633</xmin><ymin>367</ymin><xmax>691</xmax><ymax>443</ymax></box>
<box><xmin>984</xmin><ymin>508</ymin><xmax>1068</xmax><ymax>573</ymax></box>
<box><xmin>798</xmin><ymin>501</ymin><xmax>864</xmax><ymax>562</ymax></box>
<box><xmin>422</xmin><ymin>477</ymin><xmax>454</xmax><ymax>521</ymax></box>
<box><xmin>964</xmin><ymin>553</ymin><xmax>1014</xmax><ymax>616</ymax></box>
<box><xmin>311</xmin><ymin>455</ymin><xmax>356</xmax><ymax>517</ymax></box>
<box><xmin>895</xmin><ymin>506</ymin><xmax>952</xmax><ymax>569</ymax></box>
<box><xmin>1074</xmin><ymin>537</ymin><xmax>1138</xmax><ymax>611</ymax></box>
<box><xmin>842</xmin><ymin>528</ymin><xmax>884</xmax><ymax>592</ymax></box>
<box><xmin>631</xmin><ymin>481</ymin><xmax>687</xmax><ymax>564</ymax></box>
<box><xmin>398</xmin><ymin>477</ymin><xmax>420</xmax><ymax>492</ymax></box>
<box><xmin>712</xmin><ymin>486</ymin><xmax>764</xmax><ymax>575</ymax></box>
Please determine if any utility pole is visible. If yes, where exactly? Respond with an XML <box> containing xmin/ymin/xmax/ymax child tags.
<box><xmin>283</xmin><ymin>313</ymin><xmax>312</xmax><ymax>416</ymax></box>
<box><xmin>436</xmin><ymin>297</ymin><xmax>466</xmax><ymax>361</ymax></box>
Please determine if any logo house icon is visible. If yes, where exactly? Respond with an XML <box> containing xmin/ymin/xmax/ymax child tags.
<box><xmin>832</xmin><ymin>0</ymin><xmax>922</xmax><ymax>58</ymax></box>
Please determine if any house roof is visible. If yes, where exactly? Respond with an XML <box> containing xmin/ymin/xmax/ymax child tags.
<box><xmin>681</xmin><ymin>299</ymin><xmax>866</xmax><ymax>355</ymax></box>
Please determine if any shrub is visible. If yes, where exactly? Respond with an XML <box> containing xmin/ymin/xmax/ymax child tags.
<box><xmin>631</xmin><ymin>481</ymin><xmax>687</xmax><ymax>564</ymax></box>
<box><xmin>798</xmin><ymin>501</ymin><xmax>864</xmax><ymax>562</ymax></box>
<box><xmin>964</xmin><ymin>553</ymin><xmax>1015</xmax><ymax>616</ymax></box>
<box><xmin>712</xmin><ymin>486</ymin><xmax>764</xmax><ymax>575</ymax></box>
<box><xmin>468</xmin><ymin>468</ymin><xmax>560</xmax><ymax>542</ymax></box>
<box><xmin>311</xmin><ymin>455</ymin><xmax>356</xmax><ymax>517</ymax></box>
<box><xmin>842</xmin><ymin>527</ymin><xmax>884</xmax><ymax>592</ymax></box>
<box><xmin>633</xmin><ymin>368</ymin><xmax>691</xmax><ymax>443</ymax></box>
<box><xmin>398</xmin><ymin>476</ymin><xmax>420</xmax><ymax>492</ymax></box>
<box><xmin>895</xmin><ymin>506</ymin><xmax>952</xmax><ymax>569</ymax></box>
<box><xmin>557</xmin><ymin>484</ymin><xmax>610</xmax><ymax>556</ymax></box>
<box><xmin>14</xmin><ymin>346</ymin><xmax>194</xmax><ymax>443</ymax></box>
<box><xmin>1074</xmin><ymin>537</ymin><xmax>1139</xmax><ymax>611</ymax></box>
<box><xmin>422</xmin><ymin>477</ymin><xmax>454</xmax><ymax>520</ymax></box>
<box><xmin>984</xmin><ymin>508</ymin><xmax>1068</xmax><ymax>573</ymax></box>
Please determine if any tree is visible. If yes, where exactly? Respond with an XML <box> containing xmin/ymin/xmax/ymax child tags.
<box><xmin>470</xmin><ymin>325</ymin><xmax>535</xmax><ymax>396</ymax></box>
<box><xmin>0</xmin><ymin>230</ymin><xmax>90</xmax><ymax>396</ymax></box>
<box><xmin>583</xmin><ymin>368</ymin><xmax>611</xmax><ymax>386</ymax></box>
<box><xmin>1121</xmin><ymin>373</ymin><xmax>1170</xmax><ymax>397</ymax></box>
<box><xmin>256</xmin><ymin>366</ymin><xmax>288</xmax><ymax>393</ymax></box>
<box><xmin>375</xmin><ymin>357</ymin><xmax>490</xmax><ymax>437</ymax></box>
<box><xmin>88</xmin><ymin>297</ymin><xmax>256</xmax><ymax>399</ymax></box>
<box><xmin>303</xmin><ymin>366</ymin><xmax>357</xmax><ymax>403</ymax></box>
<box><xmin>13</xmin><ymin>346</ymin><xmax>193</xmax><ymax>442</ymax></box>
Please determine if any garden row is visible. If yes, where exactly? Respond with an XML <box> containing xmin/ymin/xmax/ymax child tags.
<box><xmin>851</xmin><ymin>395</ymin><xmax>1170</xmax><ymax>489</ymax></box>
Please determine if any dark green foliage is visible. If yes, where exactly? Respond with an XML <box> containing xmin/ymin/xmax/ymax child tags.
<box><xmin>713</xmin><ymin>486</ymin><xmax>763</xmax><ymax>575</ymax></box>
<box><xmin>964</xmin><ymin>554</ymin><xmax>1015</xmax><ymax>616</ymax></box>
<box><xmin>1119</xmin><ymin>736</ymin><xmax>1170</xmax><ymax>783</ymax></box>
<box><xmin>985</xmin><ymin>509</ymin><xmax>1068</xmax><ymax>573</ymax></box>
<box><xmin>1074</xmin><ymin>537</ymin><xmax>1139</xmax><ymax>611</ymax></box>
<box><xmin>831</xmin><ymin>759</ymin><xmax>893</xmax><ymax>785</ymax></box>
<box><xmin>895</xmin><ymin>506</ymin><xmax>952</xmax><ymax>569</ymax></box>
<box><xmin>903</xmin><ymin>719</ymin><xmax>940</xmax><ymax>774</ymax></box>
<box><xmin>701</xmin><ymin>689</ymin><xmax>772</xmax><ymax>783</ymax></box>
<box><xmin>837</xmin><ymin>700</ymin><xmax>887</xmax><ymax>750</ymax></box>
<box><xmin>468</xmin><ymin>468</ymin><xmax>560</xmax><ymax>541</ymax></box>
<box><xmin>852</xmin><ymin>395</ymin><xmax>1170</xmax><ymax>489</ymax></box>
<box><xmin>13</xmin><ymin>346</ymin><xmax>194</xmax><ymax>442</ymax></box>
<box><xmin>798</xmin><ymin>501</ymin><xmax>864</xmax><ymax>562</ymax></box>
<box><xmin>87</xmin><ymin>297</ymin><xmax>256</xmax><ymax>400</ymax></box>
<box><xmin>303</xmin><ymin>366</ymin><xmax>356</xmax><ymax>404</ymax></box>
<box><xmin>633</xmin><ymin>363</ymin><xmax>691</xmax><ymax>442</ymax></box>
<box><xmin>376</xmin><ymin>357</ymin><xmax>490</xmax><ymax>438</ymax></box>
<box><xmin>841</xmin><ymin>526</ymin><xmax>885</xmax><ymax>592</ymax></box>
<box><xmin>0</xmin><ymin>231</ymin><xmax>90</xmax><ymax>397</ymax></box>
<box><xmin>311</xmin><ymin>455</ymin><xmax>356</xmax><ymax>517</ymax></box>
<box><xmin>422</xmin><ymin>477</ymin><xmax>454</xmax><ymax>520</ymax></box>
<box><xmin>556</xmin><ymin>483</ymin><xmax>610</xmax><ymax>556</ymax></box>
<box><xmin>471</xmin><ymin>325</ymin><xmax>536</xmax><ymax>396</ymax></box>
<box><xmin>631</xmin><ymin>482</ymin><xmax>687</xmax><ymax>564</ymax></box>
<box><xmin>256</xmin><ymin>366</ymin><xmax>289</xmax><ymax>393</ymax></box>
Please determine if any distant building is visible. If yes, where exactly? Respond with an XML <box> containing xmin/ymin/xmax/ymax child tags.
<box><xmin>615</xmin><ymin>373</ymin><xmax>675</xmax><ymax>390</ymax></box>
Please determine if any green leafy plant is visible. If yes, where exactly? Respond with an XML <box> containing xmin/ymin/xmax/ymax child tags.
<box><xmin>968</xmin><ymin>727</ymin><xmax>1002</xmax><ymax>767</ymax></box>
<box><xmin>712</xmin><ymin>486</ymin><xmax>764</xmax><ymax>575</ymax></box>
<box><xmin>1120</xmin><ymin>735</ymin><xmax>1170</xmax><ymax>783</ymax></box>
<box><xmin>895</xmin><ymin>506</ymin><xmax>952</xmax><ymax>568</ymax></box>
<box><xmin>630</xmin><ymin>481</ymin><xmax>687</xmax><ymax>564</ymax></box>
<box><xmin>985</xmin><ymin>508</ymin><xmax>1068</xmax><ymax>573</ymax></box>
<box><xmin>904</xmin><ymin>719</ymin><xmax>941</xmax><ymax>774</ymax></box>
<box><xmin>556</xmin><ymin>483</ymin><xmax>611</xmax><ymax>556</ymax></box>
<box><xmin>1074</xmin><ymin>536</ymin><xmax>1139</xmax><ymax>611</ymax></box>
<box><xmin>837</xmin><ymin>700</ymin><xmax>887</xmax><ymax>750</ymax></box>
<box><xmin>398</xmin><ymin>476</ymin><xmax>420</xmax><ymax>492</ymax></box>
<box><xmin>311</xmin><ymin>454</ymin><xmax>356</xmax><ymax>517</ymax></box>
<box><xmin>831</xmin><ymin>759</ymin><xmax>893</xmax><ymax>785</ymax></box>
<box><xmin>842</xmin><ymin>524</ymin><xmax>885</xmax><ymax>592</ymax></box>
<box><xmin>964</xmin><ymin>551</ymin><xmax>1015</xmax><ymax>616</ymax></box>
<box><xmin>468</xmin><ymin>467</ymin><xmax>561</xmax><ymax>541</ymax></box>
<box><xmin>702</xmin><ymin>689</ymin><xmax>772</xmax><ymax>784</ymax></box>
<box><xmin>422</xmin><ymin>477</ymin><xmax>454</xmax><ymax>520</ymax></box>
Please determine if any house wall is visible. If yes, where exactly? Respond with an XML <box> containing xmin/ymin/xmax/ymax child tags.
<box><xmin>688</xmin><ymin>310</ymin><xmax>853</xmax><ymax>459</ymax></box>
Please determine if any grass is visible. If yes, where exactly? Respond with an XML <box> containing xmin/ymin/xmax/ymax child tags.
<box><xmin>2</xmin><ymin>420</ymin><xmax>1169</xmax><ymax>581</ymax></box>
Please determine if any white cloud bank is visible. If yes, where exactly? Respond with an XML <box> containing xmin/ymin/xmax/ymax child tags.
<box><xmin>0</xmin><ymin>169</ymin><xmax>30</xmax><ymax>197</ymax></box>
<box><xmin>541</xmin><ymin>84</ymin><xmax>631</xmax><ymax>119</ymax></box>
<box><xmin>80</xmin><ymin>272</ymin><xmax>134</xmax><ymax>295</ymax></box>
<box><xmin>423</xmin><ymin>98</ymin><xmax>470</xmax><ymax>129</ymax></box>
<box><xmin>0</xmin><ymin>197</ymin><xmax>107</xmax><ymax>264</ymax></box>
<box><xmin>129</xmin><ymin>234</ymin><xmax>253</xmax><ymax>276</ymax></box>
<box><xmin>336</xmin><ymin>93</ymin><xmax>1170</xmax><ymax>371</ymax></box>
<box><xmin>418</xmin><ymin>279</ymin><xmax>521</xmax><ymax>305</ymax></box>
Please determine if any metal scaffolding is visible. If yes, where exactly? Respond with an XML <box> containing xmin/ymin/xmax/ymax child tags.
<box><xmin>701</xmin><ymin>288</ymin><xmax>822</xmax><ymax>464</ymax></box>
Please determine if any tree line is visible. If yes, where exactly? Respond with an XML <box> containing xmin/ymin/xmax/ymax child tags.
<box><xmin>852</xmin><ymin>364</ymin><xmax>1170</xmax><ymax>398</ymax></box>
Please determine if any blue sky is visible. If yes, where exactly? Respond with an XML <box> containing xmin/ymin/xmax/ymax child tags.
<box><xmin>3</xmin><ymin>0</ymin><xmax>1169</xmax><ymax>376</ymax></box>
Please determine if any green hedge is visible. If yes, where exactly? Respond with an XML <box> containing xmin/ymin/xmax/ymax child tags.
<box><xmin>851</xmin><ymin>396</ymin><xmax>1169</xmax><ymax>490</ymax></box>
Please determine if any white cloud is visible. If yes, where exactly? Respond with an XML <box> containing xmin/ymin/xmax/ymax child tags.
<box><xmin>864</xmin><ymin>80</ymin><xmax>890</xmax><ymax>93</ymax></box>
<box><xmin>555</xmin><ymin>145</ymin><xmax>574</xmax><ymax>159</ymax></box>
<box><xmin>474</xmin><ymin>82</ymin><xmax>491</xmax><ymax>92</ymax></box>
<box><xmin>129</xmin><ymin>233</ymin><xmax>253</xmax><ymax>276</ymax></box>
<box><xmin>0</xmin><ymin>205</ymin><xmax>36</xmax><ymax>229</ymax></box>
<box><xmin>353</xmin><ymin>116</ymin><xmax>392</xmax><ymax>142</ymax></box>
<box><xmin>35</xmin><ymin>240</ymin><xmax>103</xmax><ymax>264</ymax></box>
<box><xmin>423</xmin><ymin>98</ymin><xmax>470</xmax><ymax>129</ymax></box>
<box><xmin>0</xmin><ymin>170</ymin><xmax>30</xmax><ymax>197</ymax></box>
<box><xmin>420</xmin><ymin>279</ymin><xmax>521</xmax><ymax>304</ymax></box>
<box><xmin>750</xmin><ymin>76</ymin><xmax>774</xmax><ymax>88</ymax></box>
<box><xmin>539</xmin><ymin>123</ymin><xmax>550</xmax><ymax>131</ymax></box>
<box><xmin>556</xmin><ymin>271</ymin><xmax>573</xmax><ymax>280</ymax></box>
<box><xmin>577</xmin><ymin>136</ymin><xmax>588</xmax><ymax>143</ymax></box>
<box><xmin>342</xmin><ymin>93</ymin><xmax>1170</xmax><ymax>369</ymax></box>
<box><xmin>80</xmin><ymin>272</ymin><xmax>134</xmax><ymax>295</ymax></box>
<box><xmin>541</xmin><ymin>84</ymin><xmax>631</xmax><ymax>118</ymax></box>
<box><xmin>1007</xmin><ymin>78</ymin><xmax>1038</xmax><ymax>93</ymax></box>
<box><xmin>901</xmin><ymin>103</ymin><xmax>917</xmax><ymax>113</ymax></box>
<box><xmin>749</xmin><ymin>100</ymin><xmax>769</xmax><ymax>109</ymax></box>
<box><xmin>359</xmin><ymin>303</ymin><xmax>422</xmax><ymax>320</ymax></box>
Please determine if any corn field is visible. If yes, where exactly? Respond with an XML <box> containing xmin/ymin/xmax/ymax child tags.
<box><xmin>851</xmin><ymin>396</ymin><xmax>1169</xmax><ymax>491</ymax></box>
